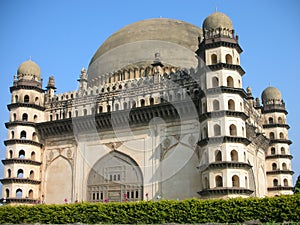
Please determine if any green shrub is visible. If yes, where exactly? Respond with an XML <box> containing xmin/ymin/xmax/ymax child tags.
<box><xmin>0</xmin><ymin>194</ymin><xmax>299</xmax><ymax>224</ymax></box>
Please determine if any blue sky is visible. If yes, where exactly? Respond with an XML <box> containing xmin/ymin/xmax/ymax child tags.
<box><xmin>0</xmin><ymin>0</ymin><xmax>299</xmax><ymax>195</ymax></box>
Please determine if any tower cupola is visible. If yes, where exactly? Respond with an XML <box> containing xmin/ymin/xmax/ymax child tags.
<box><xmin>261</xmin><ymin>86</ymin><xmax>283</xmax><ymax>105</ymax></box>
<box><xmin>202</xmin><ymin>12</ymin><xmax>233</xmax><ymax>31</ymax></box>
<box><xmin>17</xmin><ymin>60</ymin><xmax>41</xmax><ymax>81</ymax></box>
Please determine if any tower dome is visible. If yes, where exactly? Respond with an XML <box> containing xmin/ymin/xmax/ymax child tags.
<box><xmin>17</xmin><ymin>60</ymin><xmax>41</xmax><ymax>80</ymax></box>
<box><xmin>261</xmin><ymin>86</ymin><xmax>282</xmax><ymax>104</ymax></box>
<box><xmin>202</xmin><ymin>12</ymin><xmax>233</xmax><ymax>30</ymax></box>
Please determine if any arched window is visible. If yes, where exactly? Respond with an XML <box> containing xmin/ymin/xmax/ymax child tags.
<box><xmin>204</xmin><ymin>177</ymin><xmax>209</xmax><ymax>189</ymax></box>
<box><xmin>281</xmin><ymin>147</ymin><xmax>285</xmax><ymax>155</ymax></box>
<box><xmin>15</xmin><ymin>95</ymin><xmax>18</xmax><ymax>103</ymax></box>
<box><xmin>29</xmin><ymin>170</ymin><xmax>34</xmax><ymax>179</ymax></box>
<box><xmin>123</xmin><ymin>102</ymin><xmax>128</xmax><ymax>110</ymax></box>
<box><xmin>132</xmin><ymin>101</ymin><xmax>136</xmax><ymax>108</ymax></box>
<box><xmin>273</xmin><ymin>179</ymin><xmax>278</xmax><ymax>187</ymax></box>
<box><xmin>229</xmin><ymin>124</ymin><xmax>237</xmax><ymax>136</ymax></box>
<box><xmin>35</xmin><ymin>97</ymin><xmax>39</xmax><ymax>104</ymax></box>
<box><xmin>150</xmin><ymin>97</ymin><xmax>154</xmax><ymax>105</ymax></box>
<box><xmin>213</xmin><ymin>100</ymin><xmax>220</xmax><ymax>111</ymax></box>
<box><xmin>278</xmin><ymin>117</ymin><xmax>283</xmax><ymax>124</ymax></box>
<box><xmin>271</xmin><ymin>147</ymin><xmax>276</xmax><ymax>155</ymax></box>
<box><xmin>232</xmin><ymin>175</ymin><xmax>240</xmax><ymax>187</ymax></box>
<box><xmin>279</xmin><ymin>132</ymin><xmax>284</xmax><ymax>139</ymax></box>
<box><xmin>215</xmin><ymin>175</ymin><xmax>223</xmax><ymax>187</ymax></box>
<box><xmin>212</xmin><ymin>77</ymin><xmax>219</xmax><ymax>87</ymax></box>
<box><xmin>32</xmin><ymin>132</ymin><xmax>37</xmax><ymax>141</ymax></box>
<box><xmin>7</xmin><ymin>169</ymin><xmax>11</xmax><ymax>178</ymax></box>
<box><xmin>34</xmin><ymin>115</ymin><xmax>38</xmax><ymax>122</ymax></box>
<box><xmin>22</xmin><ymin>113</ymin><xmax>28</xmax><ymax>121</ymax></box>
<box><xmin>56</xmin><ymin>114</ymin><xmax>59</xmax><ymax>120</ymax></box>
<box><xmin>272</xmin><ymin>163</ymin><xmax>277</xmax><ymax>171</ymax></box>
<box><xmin>99</xmin><ymin>106</ymin><xmax>103</xmax><ymax>113</ymax></box>
<box><xmin>31</xmin><ymin>151</ymin><xmax>36</xmax><ymax>160</ymax></box>
<box><xmin>176</xmin><ymin>93</ymin><xmax>181</xmax><ymax>100</ymax></box>
<box><xmin>17</xmin><ymin>169</ymin><xmax>24</xmax><ymax>178</ymax></box>
<box><xmin>215</xmin><ymin>150</ymin><xmax>222</xmax><ymax>162</ymax></box>
<box><xmin>227</xmin><ymin>76</ymin><xmax>234</xmax><ymax>87</ymax></box>
<box><xmin>214</xmin><ymin>124</ymin><xmax>221</xmax><ymax>136</ymax></box>
<box><xmin>202</xmin><ymin>127</ymin><xmax>208</xmax><ymax>139</ymax></box>
<box><xmin>11</xmin><ymin>131</ymin><xmax>14</xmax><ymax>139</ymax></box>
<box><xmin>83</xmin><ymin>109</ymin><xmax>87</xmax><ymax>116</ymax></box>
<box><xmin>16</xmin><ymin>189</ymin><xmax>22</xmax><ymax>198</ymax></box>
<box><xmin>211</xmin><ymin>54</ymin><xmax>217</xmax><ymax>64</ymax></box>
<box><xmin>50</xmin><ymin>115</ymin><xmax>53</xmax><ymax>121</ymax></box>
<box><xmin>230</xmin><ymin>150</ymin><xmax>238</xmax><ymax>161</ymax></box>
<box><xmin>244</xmin><ymin>152</ymin><xmax>247</xmax><ymax>162</ymax></box>
<box><xmin>228</xmin><ymin>99</ymin><xmax>235</xmax><ymax>110</ymax></box>
<box><xmin>268</xmin><ymin>117</ymin><xmax>274</xmax><ymax>124</ymax></box>
<box><xmin>282</xmin><ymin>163</ymin><xmax>287</xmax><ymax>170</ymax></box>
<box><xmin>75</xmin><ymin>111</ymin><xmax>79</xmax><ymax>117</ymax></box>
<box><xmin>19</xmin><ymin>150</ymin><xmax>25</xmax><ymax>159</ymax></box>
<box><xmin>283</xmin><ymin>179</ymin><xmax>288</xmax><ymax>187</ymax></box>
<box><xmin>28</xmin><ymin>190</ymin><xmax>33</xmax><ymax>198</ymax></box>
<box><xmin>24</xmin><ymin>95</ymin><xmax>29</xmax><ymax>103</ymax></box>
<box><xmin>13</xmin><ymin>113</ymin><xmax>17</xmax><ymax>121</ymax></box>
<box><xmin>5</xmin><ymin>189</ymin><xmax>9</xmax><ymax>198</ymax></box>
<box><xmin>9</xmin><ymin>150</ymin><xmax>13</xmax><ymax>158</ymax></box>
<box><xmin>269</xmin><ymin>132</ymin><xmax>275</xmax><ymax>140</ymax></box>
<box><xmin>107</xmin><ymin>105</ymin><xmax>111</xmax><ymax>112</ymax></box>
<box><xmin>140</xmin><ymin>99</ymin><xmax>145</xmax><ymax>107</ymax></box>
<box><xmin>115</xmin><ymin>103</ymin><xmax>119</xmax><ymax>111</ymax></box>
<box><xmin>225</xmin><ymin>54</ymin><xmax>233</xmax><ymax>64</ymax></box>
<box><xmin>68</xmin><ymin>111</ymin><xmax>72</xmax><ymax>118</ymax></box>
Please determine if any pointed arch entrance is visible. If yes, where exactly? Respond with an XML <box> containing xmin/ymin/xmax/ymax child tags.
<box><xmin>87</xmin><ymin>150</ymin><xmax>143</xmax><ymax>202</ymax></box>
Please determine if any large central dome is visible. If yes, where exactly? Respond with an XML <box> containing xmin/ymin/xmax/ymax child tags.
<box><xmin>88</xmin><ymin>18</ymin><xmax>202</xmax><ymax>81</ymax></box>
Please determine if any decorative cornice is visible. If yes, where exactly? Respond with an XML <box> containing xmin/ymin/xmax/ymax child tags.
<box><xmin>263</xmin><ymin>124</ymin><xmax>290</xmax><ymax>129</ymax></box>
<box><xmin>0</xmin><ymin>197</ymin><xmax>40</xmax><ymax>204</ymax></box>
<box><xmin>2</xmin><ymin>158</ymin><xmax>42</xmax><ymax>166</ymax></box>
<box><xmin>266</xmin><ymin>154</ymin><xmax>293</xmax><ymax>160</ymax></box>
<box><xmin>266</xmin><ymin>170</ymin><xmax>294</xmax><ymax>175</ymax></box>
<box><xmin>199</xmin><ymin>110</ymin><xmax>248</xmax><ymax>122</ymax></box>
<box><xmin>4</xmin><ymin>139</ymin><xmax>43</xmax><ymax>148</ymax></box>
<box><xmin>7</xmin><ymin>103</ymin><xmax>45</xmax><ymax>111</ymax></box>
<box><xmin>197</xmin><ymin>37</ymin><xmax>243</xmax><ymax>54</ymax></box>
<box><xmin>37</xmin><ymin>100</ymin><xmax>200</xmax><ymax>137</ymax></box>
<box><xmin>205</xmin><ymin>86</ymin><xmax>247</xmax><ymax>98</ymax></box>
<box><xmin>5</xmin><ymin>121</ymin><xmax>37</xmax><ymax>128</ymax></box>
<box><xmin>198</xmin><ymin>187</ymin><xmax>254</xmax><ymax>196</ymax></box>
<box><xmin>270</xmin><ymin>139</ymin><xmax>292</xmax><ymax>145</ymax></box>
<box><xmin>267</xmin><ymin>186</ymin><xmax>293</xmax><ymax>191</ymax></box>
<box><xmin>10</xmin><ymin>84</ymin><xmax>44</xmax><ymax>93</ymax></box>
<box><xmin>199</xmin><ymin>161</ymin><xmax>252</xmax><ymax>171</ymax></box>
<box><xmin>0</xmin><ymin>178</ymin><xmax>41</xmax><ymax>185</ymax></box>
<box><xmin>208</xmin><ymin>63</ymin><xmax>245</xmax><ymax>76</ymax></box>
<box><xmin>198</xmin><ymin>136</ymin><xmax>251</xmax><ymax>147</ymax></box>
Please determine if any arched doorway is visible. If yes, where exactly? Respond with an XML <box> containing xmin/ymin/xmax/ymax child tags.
<box><xmin>87</xmin><ymin>150</ymin><xmax>143</xmax><ymax>202</ymax></box>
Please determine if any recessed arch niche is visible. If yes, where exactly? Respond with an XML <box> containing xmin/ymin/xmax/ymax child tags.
<box><xmin>87</xmin><ymin>150</ymin><xmax>143</xmax><ymax>202</ymax></box>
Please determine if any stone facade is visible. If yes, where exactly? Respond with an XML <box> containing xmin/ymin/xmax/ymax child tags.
<box><xmin>1</xmin><ymin>12</ymin><xmax>294</xmax><ymax>205</ymax></box>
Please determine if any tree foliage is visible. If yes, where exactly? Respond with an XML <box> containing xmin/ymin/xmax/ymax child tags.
<box><xmin>0</xmin><ymin>194</ymin><xmax>299</xmax><ymax>224</ymax></box>
<box><xmin>294</xmin><ymin>175</ymin><xmax>300</xmax><ymax>194</ymax></box>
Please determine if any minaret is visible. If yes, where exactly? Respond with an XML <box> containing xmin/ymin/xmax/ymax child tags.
<box><xmin>45</xmin><ymin>75</ymin><xmax>56</xmax><ymax>104</ymax></box>
<box><xmin>77</xmin><ymin>68</ymin><xmax>88</xmax><ymax>96</ymax></box>
<box><xmin>1</xmin><ymin>60</ymin><xmax>44</xmax><ymax>205</ymax></box>
<box><xmin>261</xmin><ymin>86</ymin><xmax>294</xmax><ymax>196</ymax></box>
<box><xmin>196</xmin><ymin>12</ymin><xmax>253</xmax><ymax>198</ymax></box>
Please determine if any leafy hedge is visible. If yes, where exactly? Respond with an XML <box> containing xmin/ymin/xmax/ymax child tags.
<box><xmin>0</xmin><ymin>194</ymin><xmax>299</xmax><ymax>224</ymax></box>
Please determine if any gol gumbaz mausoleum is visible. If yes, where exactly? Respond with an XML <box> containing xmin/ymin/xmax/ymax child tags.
<box><xmin>1</xmin><ymin>12</ymin><xmax>294</xmax><ymax>205</ymax></box>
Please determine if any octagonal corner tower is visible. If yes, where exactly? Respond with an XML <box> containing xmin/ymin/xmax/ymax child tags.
<box><xmin>87</xmin><ymin>18</ymin><xmax>202</xmax><ymax>85</ymax></box>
